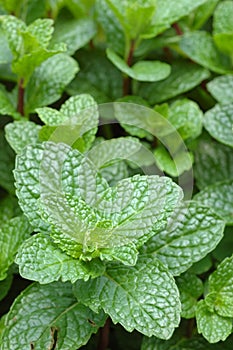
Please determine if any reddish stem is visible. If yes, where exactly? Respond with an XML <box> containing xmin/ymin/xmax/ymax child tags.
<box><xmin>89</xmin><ymin>39</ymin><xmax>95</xmax><ymax>49</ymax></box>
<box><xmin>97</xmin><ymin>318</ymin><xmax>111</xmax><ymax>350</ymax></box>
<box><xmin>17</xmin><ymin>78</ymin><xmax>25</xmax><ymax>116</ymax></box>
<box><xmin>172</xmin><ymin>23</ymin><xmax>183</xmax><ymax>36</ymax></box>
<box><xmin>123</xmin><ymin>40</ymin><xmax>135</xmax><ymax>96</ymax></box>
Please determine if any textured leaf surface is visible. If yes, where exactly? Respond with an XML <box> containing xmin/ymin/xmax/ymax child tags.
<box><xmin>139</xmin><ymin>61</ymin><xmax>210</xmax><ymax>104</ymax></box>
<box><xmin>194</xmin><ymin>180</ymin><xmax>233</xmax><ymax>224</ymax></box>
<box><xmin>0</xmin><ymin>130</ymin><xmax>15</xmax><ymax>194</ymax></box>
<box><xmin>194</xmin><ymin>137</ymin><xmax>233</xmax><ymax>189</ymax></box>
<box><xmin>180</xmin><ymin>31</ymin><xmax>232</xmax><ymax>74</ymax></box>
<box><xmin>140</xmin><ymin>201</ymin><xmax>225</xmax><ymax>275</ymax></box>
<box><xmin>25</xmin><ymin>54</ymin><xmax>79</xmax><ymax>113</ymax></box>
<box><xmin>213</xmin><ymin>1</ymin><xmax>233</xmax><ymax>54</ymax></box>
<box><xmin>204</xmin><ymin>103</ymin><xmax>233</xmax><ymax>147</ymax></box>
<box><xmin>176</xmin><ymin>272</ymin><xmax>203</xmax><ymax>319</ymax></box>
<box><xmin>207</xmin><ymin>75</ymin><xmax>233</xmax><ymax>104</ymax></box>
<box><xmin>16</xmin><ymin>233</ymin><xmax>105</xmax><ymax>284</ymax></box>
<box><xmin>0</xmin><ymin>282</ymin><xmax>107</xmax><ymax>350</ymax></box>
<box><xmin>74</xmin><ymin>256</ymin><xmax>181</xmax><ymax>338</ymax></box>
<box><xmin>196</xmin><ymin>300</ymin><xmax>232</xmax><ymax>343</ymax></box>
<box><xmin>107</xmin><ymin>48</ymin><xmax>171</xmax><ymax>82</ymax></box>
<box><xmin>5</xmin><ymin>121</ymin><xmax>41</xmax><ymax>154</ymax></box>
<box><xmin>0</xmin><ymin>215</ymin><xmax>32</xmax><ymax>280</ymax></box>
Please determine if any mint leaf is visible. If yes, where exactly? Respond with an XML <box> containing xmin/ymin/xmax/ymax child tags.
<box><xmin>25</xmin><ymin>53</ymin><xmax>79</xmax><ymax>114</ymax></box>
<box><xmin>176</xmin><ymin>272</ymin><xmax>203</xmax><ymax>319</ymax></box>
<box><xmin>100</xmin><ymin>161</ymin><xmax>129</xmax><ymax>186</ymax></box>
<box><xmin>213</xmin><ymin>1</ymin><xmax>233</xmax><ymax>54</ymax></box>
<box><xmin>139</xmin><ymin>61</ymin><xmax>210</xmax><ymax>104</ymax></box>
<box><xmin>196</xmin><ymin>300</ymin><xmax>232</xmax><ymax>343</ymax></box>
<box><xmin>0</xmin><ymin>130</ymin><xmax>15</xmax><ymax>194</ymax></box>
<box><xmin>206</xmin><ymin>255</ymin><xmax>233</xmax><ymax>317</ymax></box>
<box><xmin>0</xmin><ymin>282</ymin><xmax>107</xmax><ymax>350</ymax></box>
<box><xmin>180</xmin><ymin>31</ymin><xmax>232</xmax><ymax>74</ymax></box>
<box><xmin>204</xmin><ymin>103</ymin><xmax>233</xmax><ymax>147</ymax></box>
<box><xmin>194</xmin><ymin>137</ymin><xmax>233</xmax><ymax>189</ymax></box>
<box><xmin>191</xmin><ymin>0</ymin><xmax>220</xmax><ymax>30</ymax></box>
<box><xmin>207</xmin><ymin>75</ymin><xmax>233</xmax><ymax>104</ymax></box>
<box><xmin>0</xmin><ymin>27</ymin><xmax>12</xmax><ymax>64</ymax></box>
<box><xmin>140</xmin><ymin>201</ymin><xmax>225</xmax><ymax>276</ymax></box>
<box><xmin>107</xmin><ymin>48</ymin><xmax>171</xmax><ymax>82</ymax></box>
<box><xmin>0</xmin><ymin>84</ymin><xmax>20</xmax><ymax>119</ymax></box>
<box><xmin>15</xmin><ymin>233</ymin><xmax>105</xmax><ymax>284</ymax></box>
<box><xmin>5</xmin><ymin>121</ymin><xmax>41</xmax><ymax>154</ymax></box>
<box><xmin>0</xmin><ymin>215</ymin><xmax>32</xmax><ymax>280</ymax></box>
<box><xmin>51</xmin><ymin>17</ymin><xmax>97</xmax><ymax>55</ymax></box>
<box><xmin>74</xmin><ymin>256</ymin><xmax>181</xmax><ymax>339</ymax></box>
<box><xmin>194</xmin><ymin>180</ymin><xmax>233</xmax><ymax>224</ymax></box>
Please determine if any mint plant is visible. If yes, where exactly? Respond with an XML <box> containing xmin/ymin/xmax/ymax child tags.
<box><xmin>0</xmin><ymin>1</ymin><xmax>233</xmax><ymax>349</ymax></box>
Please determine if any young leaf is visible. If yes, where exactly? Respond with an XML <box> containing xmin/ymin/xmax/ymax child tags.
<box><xmin>140</xmin><ymin>201</ymin><xmax>225</xmax><ymax>276</ymax></box>
<box><xmin>204</xmin><ymin>103</ymin><xmax>233</xmax><ymax>147</ymax></box>
<box><xmin>194</xmin><ymin>137</ymin><xmax>233</xmax><ymax>189</ymax></box>
<box><xmin>196</xmin><ymin>300</ymin><xmax>232</xmax><ymax>343</ymax></box>
<box><xmin>0</xmin><ymin>282</ymin><xmax>107</xmax><ymax>350</ymax></box>
<box><xmin>176</xmin><ymin>272</ymin><xmax>203</xmax><ymax>319</ymax></box>
<box><xmin>180</xmin><ymin>31</ymin><xmax>232</xmax><ymax>74</ymax></box>
<box><xmin>213</xmin><ymin>1</ymin><xmax>233</xmax><ymax>54</ymax></box>
<box><xmin>194</xmin><ymin>180</ymin><xmax>233</xmax><ymax>224</ymax></box>
<box><xmin>138</xmin><ymin>61</ymin><xmax>210</xmax><ymax>104</ymax></box>
<box><xmin>5</xmin><ymin>121</ymin><xmax>41</xmax><ymax>154</ymax></box>
<box><xmin>25</xmin><ymin>53</ymin><xmax>79</xmax><ymax>114</ymax></box>
<box><xmin>74</xmin><ymin>255</ymin><xmax>181</xmax><ymax>339</ymax></box>
<box><xmin>107</xmin><ymin>48</ymin><xmax>171</xmax><ymax>82</ymax></box>
<box><xmin>15</xmin><ymin>233</ymin><xmax>105</xmax><ymax>284</ymax></box>
<box><xmin>207</xmin><ymin>75</ymin><xmax>233</xmax><ymax>104</ymax></box>
<box><xmin>0</xmin><ymin>215</ymin><xmax>32</xmax><ymax>280</ymax></box>
<box><xmin>0</xmin><ymin>130</ymin><xmax>15</xmax><ymax>194</ymax></box>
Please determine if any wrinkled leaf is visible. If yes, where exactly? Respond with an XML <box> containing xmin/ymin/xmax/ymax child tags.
<box><xmin>207</xmin><ymin>75</ymin><xmax>233</xmax><ymax>104</ymax></box>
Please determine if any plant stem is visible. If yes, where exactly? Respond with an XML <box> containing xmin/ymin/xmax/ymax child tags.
<box><xmin>97</xmin><ymin>318</ymin><xmax>110</xmax><ymax>350</ymax></box>
<box><xmin>17</xmin><ymin>78</ymin><xmax>25</xmax><ymax>116</ymax></box>
<box><xmin>123</xmin><ymin>40</ymin><xmax>135</xmax><ymax>96</ymax></box>
<box><xmin>172</xmin><ymin>23</ymin><xmax>183</xmax><ymax>36</ymax></box>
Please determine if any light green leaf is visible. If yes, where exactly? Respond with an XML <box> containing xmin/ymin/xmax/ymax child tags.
<box><xmin>191</xmin><ymin>0</ymin><xmax>220</xmax><ymax>30</ymax></box>
<box><xmin>140</xmin><ymin>201</ymin><xmax>225</xmax><ymax>276</ymax></box>
<box><xmin>66</xmin><ymin>49</ymin><xmax>122</xmax><ymax>103</ymax></box>
<box><xmin>204</xmin><ymin>103</ymin><xmax>233</xmax><ymax>147</ymax></box>
<box><xmin>51</xmin><ymin>17</ymin><xmax>97</xmax><ymax>55</ymax></box>
<box><xmin>26</xmin><ymin>18</ymin><xmax>54</xmax><ymax>47</ymax></box>
<box><xmin>194</xmin><ymin>137</ymin><xmax>233</xmax><ymax>189</ymax></box>
<box><xmin>213</xmin><ymin>1</ymin><xmax>233</xmax><ymax>54</ymax></box>
<box><xmin>196</xmin><ymin>300</ymin><xmax>232</xmax><ymax>343</ymax></box>
<box><xmin>5</xmin><ymin>121</ymin><xmax>41</xmax><ymax>154</ymax></box>
<box><xmin>100</xmin><ymin>161</ymin><xmax>129</xmax><ymax>186</ymax></box>
<box><xmin>16</xmin><ymin>233</ymin><xmax>105</xmax><ymax>284</ymax></box>
<box><xmin>207</xmin><ymin>75</ymin><xmax>233</xmax><ymax>104</ymax></box>
<box><xmin>0</xmin><ymin>130</ymin><xmax>15</xmax><ymax>194</ymax></box>
<box><xmin>138</xmin><ymin>61</ymin><xmax>210</xmax><ymax>104</ymax></box>
<box><xmin>0</xmin><ymin>282</ymin><xmax>107</xmax><ymax>350</ymax></box>
<box><xmin>25</xmin><ymin>53</ymin><xmax>79</xmax><ymax>114</ymax></box>
<box><xmin>0</xmin><ymin>27</ymin><xmax>12</xmax><ymax>64</ymax></box>
<box><xmin>206</xmin><ymin>255</ymin><xmax>233</xmax><ymax>317</ymax></box>
<box><xmin>180</xmin><ymin>31</ymin><xmax>232</xmax><ymax>74</ymax></box>
<box><xmin>74</xmin><ymin>255</ymin><xmax>181</xmax><ymax>338</ymax></box>
<box><xmin>99</xmin><ymin>244</ymin><xmax>138</xmax><ymax>266</ymax></box>
<box><xmin>0</xmin><ymin>84</ymin><xmax>20</xmax><ymax>119</ymax></box>
<box><xmin>0</xmin><ymin>15</ymin><xmax>25</xmax><ymax>58</ymax></box>
<box><xmin>107</xmin><ymin>48</ymin><xmax>171</xmax><ymax>82</ymax></box>
<box><xmin>194</xmin><ymin>180</ymin><xmax>233</xmax><ymax>224</ymax></box>
<box><xmin>176</xmin><ymin>272</ymin><xmax>203</xmax><ymax>319</ymax></box>
<box><xmin>0</xmin><ymin>273</ymin><xmax>13</xmax><ymax>301</ymax></box>
<box><xmin>0</xmin><ymin>215</ymin><xmax>32</xmax><ymax>280</ymax></box>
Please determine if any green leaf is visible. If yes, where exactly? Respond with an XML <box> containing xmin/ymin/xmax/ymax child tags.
<box><xmin>204</xmin><ymin>103</ymin><xmax>233</xmax><ymax>147</ymax></box>
<box><xmin>189</xmin><ymin>255</ymin><xmax>212</xmax><ymax>275</ymax></box>
<box><xmin>107</xmin><ymin>48</ymin><xmax>171</xmax><ymax>82</ymax></box>
<box><xmin>0</xmin><ymin>15</ymin><xmax>26</xmax><ymax>58</ymax></box>
<box><xmin>145</xmin><ymin>0</ymin><xmax>209</xmax><ymax>37</ymax></box>
<box><xmin>194</xmin><ymin>137</ymin><xmax>233</xmax><ymax>189</ymax></box>
<box><xmin>196</xmin><ymin>300</ymin><xmax>232</xmax><ymax>343</ymax></box>
<box><xmin>180</xmin><ymin>31</ymin><xmax>232</xmax><ymax>74</ymax></box>
<box><xmin>206</xmin><ymin>255</ymin><xmax>233</xmax><ymax>317</ymax></box>
<box><xmin>16</xmin><ymin>233</ymin><xmax>105</xmax><ymax>284</ymax></box>
<box><xmin>176</xmin><ymin>272</ymin><xmax>203</xmax><ymax>319</ymax></box>
<box><xmin>0</xmin><ymin>215</ymin><xmax>32</xmax><ymax>280</ymax></box>
<box><xmin>191</xmin><ymin>0</ymin><xmax>220</xmax><ymax>30</ymax></box>
<box><xmin>140</xmin><ymin>201</ymin><xmax>225</xmax><ymax>276</ymax></box>
<box><xmin>212</xmin><ymin>226</ymin><xmax>233</xmax><ymax>262</ymax></box>
<box><xmin>25</xmin><ymin>53</ymin><xmax>79</xmax><ymax>114</ymax></box>
<box><xmin>100</xmin><ymin>161</ymin><xmax>129</xmax><ymax>186</ymax></box>
<box><xmin>213</xmin><ymin>1</ymin><xmax>233</xmax><ymax>54</ymax></box>
<box><xmin>0</xmin><ymin>282</ymin><xmax>107</xmax><ymax>350</ymax></box>
<box><xmin>5</xmin><ymin>121</ymin><xmax>41</xmax><ymax>154</ymax></box>
<box><xmin>194</xmin><ymin>180</ymin><xmax>233</xmax><ymax>224</ymax></box>
<box><xmin>0</xmin><ymin>273</ymin><xmax>13</xmax><ymax>301</ymax></box>
<box><xmin>66</xmin><ymin>49</ymin><xmax>122</xmax><ymax>103</ymax></box>
<box><xmin>0</xmin><ymin>195</ymin><xmax>21</xmax><ymax>226</ymax></box>
<box><xmin>0</xmin><ymin>84</ymin><xmax>20</xmax><ymax>119</ymax></box>
<box><xmin>74</xmin><ymin>255</ymin><xmax>181</xmax><ymax>338</ymax></box>
<box><xmin>0</xmin><ymin>130</ymin><xmax>15</xmax><ymax>194</ymax></box>
<box><xmin>138</xmin><ymin>61</ymin><xmax>210</xmax><ymax>104</ymax></box>
<box><xmin>51</xmin><ymin>17</ymin><xmax>97</xmax><ymax>55</ymax></box>
<box><xmin>0</xmin><ymin>27</ymin><xmax>12</xmax><ymax>64</ymax></box>
<box><xmin>207</xmin><ymin>75</ymin><xmax>233</xmax><ymax>104</ymax></box>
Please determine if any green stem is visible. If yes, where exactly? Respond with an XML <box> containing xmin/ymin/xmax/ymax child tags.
<box><xmin>17</xmin><ymin>78</ymin><xmax>25</xmax><ymax>116</ymax></box>
<box><xmin>123</xmin><ymin>39</ymin><xmax>135</xmax><ymax>96</ymax></box>
<box><xmin>97</xmin><ymin>318</ymin><xmax>110</xmax><ymax>350</ymax></box>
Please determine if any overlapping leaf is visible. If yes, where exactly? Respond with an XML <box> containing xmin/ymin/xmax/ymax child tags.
<box><xmin>207</xmin><ymin>75</ymin><xmax>233</xmax><ymax>104</ymax></box>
